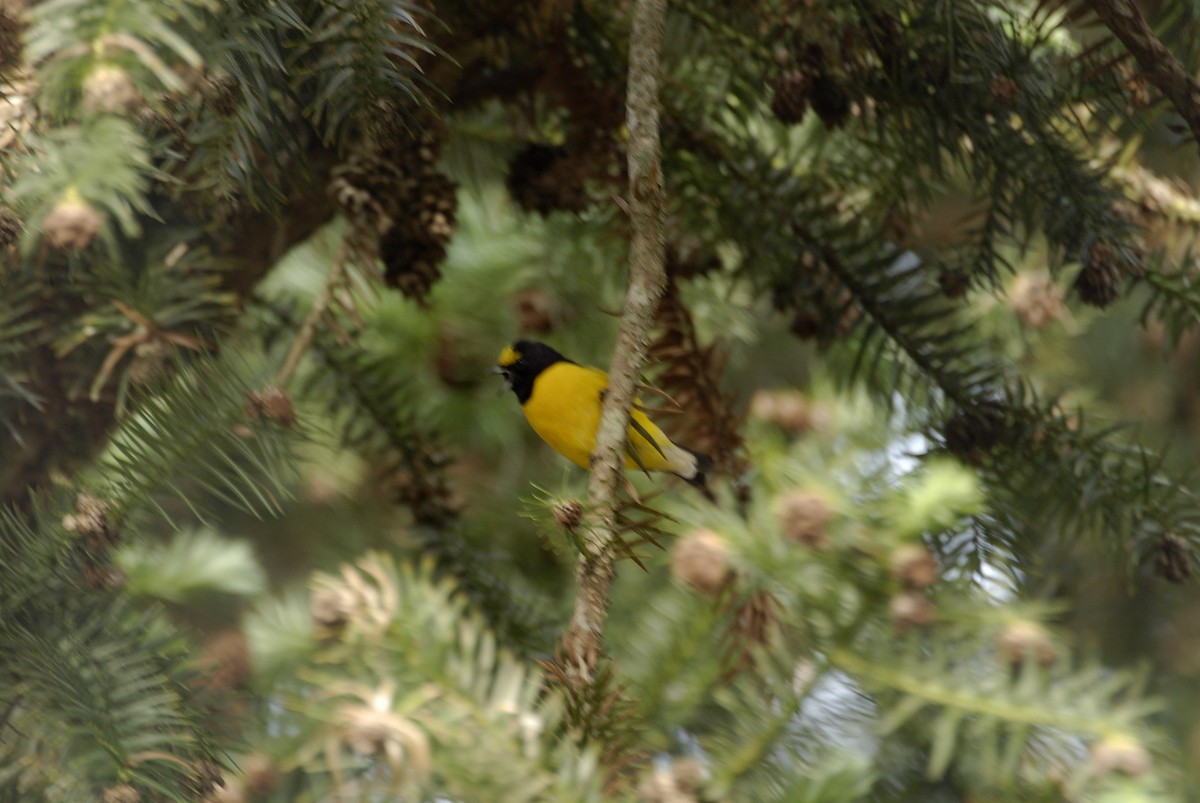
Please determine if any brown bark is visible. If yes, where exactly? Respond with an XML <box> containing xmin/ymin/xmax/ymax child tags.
<box><xmin>560</xmin><ymin>0</ymin><xmax>670</xmax><ymax>684</ymax></box>
<box><xmin>1088</xmin><ymin>0</ymin><xmax>1200</xmax><ymax>151</ymax></box>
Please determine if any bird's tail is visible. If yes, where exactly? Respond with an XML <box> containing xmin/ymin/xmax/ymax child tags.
<box><xmin>668</xmin><ymin>445</ymin><xmax>715</xmax><ymax>497</ymax></box>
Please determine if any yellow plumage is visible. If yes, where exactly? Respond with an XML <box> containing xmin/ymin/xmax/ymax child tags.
<box><xmin>496</xmin><ymin>340</ymin><xmax>711</xmax><ymax>486</ymax></box>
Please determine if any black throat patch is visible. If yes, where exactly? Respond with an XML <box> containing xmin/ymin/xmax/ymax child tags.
<box><xmin>504</xmin><ymin>340</ymin><xmax>568</xmax><ymax>405</ymax></box>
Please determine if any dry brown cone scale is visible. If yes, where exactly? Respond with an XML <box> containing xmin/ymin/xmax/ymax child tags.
<box><xmin>646</xmin><ymin>262</ymin><xmax>748</xmax><ymax>495</ymax></box>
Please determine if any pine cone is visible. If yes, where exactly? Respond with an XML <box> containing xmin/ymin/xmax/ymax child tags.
<box><xmin>809</xmin><ymin>71</ymin><xmax>852</xmax><ymax>129</ymax></box>
<box><xmin>995</xmin><ymin>619</ymin><xmax>1056</xmax><ymax>667</ymax></box>
<box><xmin>889</xmin><ymin>590</ymin><xmax>935</xmax><ymax>632</ymax></box>
<box><xmin>82</xmin><ymin>64</ymin><xmax>142</xmax><ymax>115</ymax></box>
<box><xmin>1074</xmin><ymin>241</ymin><xmax>1125</xmax><ymax>308</ymax></box>
<box><xmin>380</xmin><ymin>226</ymin><xmax>445</xmax><ymax>305</ymax></box>
<box><xmin>670</xmin><ymin>529</ymin><xmax>731</xmax><ymax>597</ymax></box>
<box><xmin>769</xmin><ymin>69</ymin><xmax>812</xmax><ymax>125</ymax></box>
<box><xmin>1009</xmin><ymin>273</ymin><xmax>1065</xmax><ymax>328</ymax></box>
<box><xmin>1155</xmin><ymin>532</ymin><xmax>1192</xmax><ymax>583</ymax></box>
<box><xmin>777</xmin><ymin>489</ymin><xmax>833</xmax><ymax>548</ymax></box>
<box><xmin>42</xmin><ymin>196</ymin><xmax>103</xmax><ymax>250</ymax></box>
<box><xmin>889</xmin><ymin>544</ymin><xmax>938</xmax><ymax>588</ymax></box>
<box><xmin>989</xmin><ymin>75</ymin><xmax>1019</xmax><ymax>106</ymax></box>
<box><xmin>102</xmin><ymin>784</ymin><xmax>141</xmax><ymax>803</ymax></box>
<box><xmin>203</xmin><ymin>73</ymin><xmax>242</xmax><ymax>117</ymax></box>
<box><xmin>245</xmin><ymin>386</ymin><xmax>296</xmax><ymax>428</ymax></box>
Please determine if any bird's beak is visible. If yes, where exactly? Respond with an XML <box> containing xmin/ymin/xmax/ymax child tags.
<box><xmin>490</xmin><ymin>366</ymin><xmax>512</xmax><ymax>394</ymax></box>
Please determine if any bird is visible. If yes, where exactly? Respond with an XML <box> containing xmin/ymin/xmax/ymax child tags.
<box><xmin>494</xmin><ymin>340</ymin><xmax>713</xmax><ymax>489</ymax></box>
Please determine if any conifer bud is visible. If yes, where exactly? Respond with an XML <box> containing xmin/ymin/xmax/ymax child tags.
<box><xmin>1155</xmin><ymin>532</ymin><xmax>1191</xmax><ymax>583</ymax></box>
<box><xmin>102</xmin><ymin>784</ymin><xmax>141</xmax><ymax>803</ymax></box>
<box><xmin>82</xmin><ymin>64</ymin><xmax>142</xmax><ymax>115</ymax></box>
<box><xmin>241</xmin><ymin>752</ymin><xmax>281</xmax><ymax>796</ymax></box>
<box><xmin>1074</xmin><ymin>241</ymin><xmax>1125</xmax><ymax>308</ymax></box>
<box><xmin>889</xmin><ymin>544</ymin><xmax>938</xmax><ymax>588</ymax></box>
<box><xmin>777</xmin><ymin>488</ymin><xmax>833</xmax><ymax>548</ymax></box>
<box><xmin>889</xmin><ymin>590</ymin><xmax>935</xmax><ymax>632</ymax></box>
<box><xmin>1009</xmin><ymin>273</ymin><xmax>1065</xmax><ymax>329</ymax></box>
<box><xmin>245</xmin><ymin>387</ymin><xmax>296</xmax><ymax>428</ymax></box>
<box><xmin>1089</xmin><ymin>734</ymin><xmax>1152</xmax><ymax>777</ymax></box>
<box><xmin>42</xmin><ymin>195</ymin><xmax>103</xmax><ymax>250</ymax></box>
<box><xmin>311</xmin><ymin>586</ymin><xmax>354</xmax><ymax>633</ymax></box>
<box><xmin>553</xmin><ymin>499</ymin><xmax>584</xmax><ymax>532</ymax></box>
<box><xmin>670</xmin><ymin>529</ymin><xmax>731</xmax><ymax>597</ymax></box>
<box><xmin>995</xmin><ymin>619</ymin><xmax>1056</xmax><ymax>667</ymax></box>
<box><xmin>988</xmin><ymin>75</ymin><xmax>1019</xmax><ymax>106</ymax></box>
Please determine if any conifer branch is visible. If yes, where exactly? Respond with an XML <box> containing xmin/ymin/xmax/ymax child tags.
<box><xmin>1087</xmin><ymin>0</ymin><xmax>1200</xmax><ymax>151</ymax></box>
<box><xmin>562</xmin><ymin>0</ymin><xmax>669</xmax><ymax>685</ymax></box>
<box><xmin>275</xmin><ymin>237</ymin><xmax>348</xmax><ymax>387</ymax></box>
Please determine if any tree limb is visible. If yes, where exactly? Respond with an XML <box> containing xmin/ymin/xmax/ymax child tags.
<box><xmin>1087</xmin><ymin>0</ymin><xmax>1200</xmax><ymax>151</ymax></box>
<box><xmin>561</xmin><ymin>0</ymin><xmax>670</xmax><ymax>684</ymax></box>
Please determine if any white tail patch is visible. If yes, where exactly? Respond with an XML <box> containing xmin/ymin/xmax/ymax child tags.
<box><xmin>665</xmin><ymin>444</ymin><xmax>700</xmax><ymax>480</ymax></box>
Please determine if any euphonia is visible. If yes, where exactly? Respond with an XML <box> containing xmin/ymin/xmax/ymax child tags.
<box><xmin>495</xmin><ymin>340</ymin><xmax>713</xmax><ymax>488</ymax></box>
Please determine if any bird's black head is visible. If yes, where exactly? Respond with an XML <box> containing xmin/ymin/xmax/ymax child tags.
<box><xmin>495</xmin><ymin>340</ymin><xmax>568</xmax><ymax>404</ymax></box>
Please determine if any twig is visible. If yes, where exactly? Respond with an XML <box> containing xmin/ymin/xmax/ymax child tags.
<box><xmin>275</xmin><ymin>238</ymin><xmax>349</xmax><ymax>387</ymax></box>
<box><xmin>1086</xmin><ymin>0</ymin><xmax>1200</xmax><ymax>151</ymax></box>
<box><xmin>560</xmin><ymin>0</ymin><xmax>671</xmax><ymax>685</ymax></box>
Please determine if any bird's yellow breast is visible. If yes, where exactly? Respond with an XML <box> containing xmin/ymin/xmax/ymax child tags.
<box><xmin>521</xmin><ymin>362</ymin><xmax>678</xmax><ymax>472</ymax></box>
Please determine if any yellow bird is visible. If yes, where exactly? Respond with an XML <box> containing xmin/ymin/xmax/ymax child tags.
<box><xmin>495</xmin><ymin>340</ymin><xmax>713</xmax><ymax>488</ymax></box>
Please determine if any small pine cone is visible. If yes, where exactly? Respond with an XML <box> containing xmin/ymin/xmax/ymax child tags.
<box><xmin>942</xmin><ymin>402</ymin><xmax>1008</xmax><ymax>464</ymax></box>
<box><xmin>0</xmin><ymin>7</ymin><xmax>23</xmax><ymax>73</ymax></box>
<box><xmin>0</xmin><ymin>205</ymin><xmax>22</xmax><ymax>249</ymax></box>
<box><xmin>245</xmin><ymin>386</ymin><xmax>296</xmax><ymax>428</ymax></box>
<box><xmin>995</xmin><ymin>619</ymin><xmax>1056</xmax><ymax>667</ymax></box>
<box><xmin>1074</xmin><ymin>241</ymin><xmax>1125</xmax><ymax>308</ymax></box>
<box><xmin>42</xmin><ymin>196</ymin><xmax>103</xmax><ymax>250</ymax></box>
<box><xmin>380</xmin><ymin>228</ymin><xmax>445</xmax><ymax>305</ymax></box>
<box><xmin>889</xmin><ymin>590</ymin><xmax>935</xmax><ymax>632</ymax></box>
<box><xmin>789</xmin><ymin>303</ymin><xmax>823</xmax><ymax>340</ymax></box>
<box><xmin>102</xmin><ymin>784</ymin><xmax>141</xmax><ymax>803</ymax></box>
<box><xmin>1090</xmin><ymin>734</ymin><xmax>1152</xmax><ymax>777</ymax></box>
<box><xmin>1009</xmin><ymin>273</ymin><xmax>1065</xmax><ymax>329</ymax></box>
<box><xmin>83</xmin><ymin>561</ymin><xmax>126</xmax><ymax>590</ymax></box>
<box><xmin>200</xmin><ymin>628</ymin><xmax>253</xmax><ymax>692</ymax></box>
<box><xmin>777</xmin><ymin>489</ymin><xmax>833</xmax><ymax>548</ymax></box>
<box><xmin>554</xmin><ymin>499</ymin><xmax>584</xmax><ymax>532</ymax></box>
<box><xmin>202</xmin><ymin>73</ymin><xmax>242</xmax><ymax>117</ymax></box>
<box><xmin>506</xmin><ymin>143</ymin><xmax>589</xmax><ymax>216</ymax></box>
<box><xmin>809</xmin><ymin>71</ymin><xmax>852</xmax><ymax>129</ymax></box>
<box><xmin>670</xmin><ymin>529</ymin><xmax>731</xmax><ymax>598</ymax></box>
<box><xmin>311</xmin><ymin>586</ymin><xmax>355</xmax><ymax>633</ymax></box>
<box><xmin>890</xmin><ymin>544</ymin><xmax>938</xmax><ymax>588</ymax></box>
<box><xmin>937</xmin><ymin>269</ymin><xmax>968</xmax><ymax>299</ymax></box>
<box><xmin>750</xmin><ymin>389</ymin><xmax>817</xmax><ymax>435</ymax></box>
<box><xmin>1155</xmin><ymin>532</ymin><xmax>1192</xmax><ymax>583</ymax></box>
<box><xmin>63</xmin><ymin>493</ymin><xmax>116</xmax><ymax>553</ymax></box>
<box><xmin>769</xmin><ymin>70</ymin><xmax>812</xmax><ymax>125</ymax></box>
<box><xmin>187</xmin><ymin>761</ymin><xmax>225</xmax><ymax>798</ymax></box>
<box><xmin>989</xmin><ymin>75</ymin><xmax>1019</xmax><ymax>106</ymax></box>
<box><xmin>82</xmin><ymin>64</ymin><xmax>142</xmax><ymax>115</ymax></box>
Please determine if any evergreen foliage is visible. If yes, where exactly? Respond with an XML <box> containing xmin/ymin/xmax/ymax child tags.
<box><xmin>3</xmin><ymin>0</ymin><xmax>1200</xmax><ymax>800</ymax></box>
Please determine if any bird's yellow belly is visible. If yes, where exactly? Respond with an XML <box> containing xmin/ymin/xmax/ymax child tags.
<box><xmin>521</xmin><ymin>363</ymin><xmax>677</xmax><ymax>473</ymax></box>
